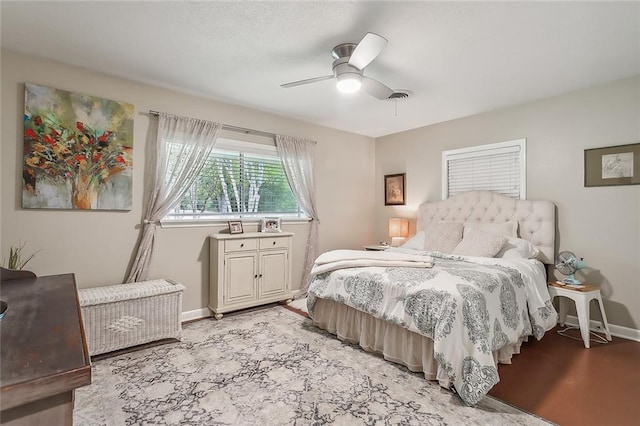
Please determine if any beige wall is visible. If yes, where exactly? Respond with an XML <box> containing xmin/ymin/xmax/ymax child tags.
<box><xmin>375</xmin><ymin>75</ymin><xmax>640</xmax><ymax>330</ymax></box>
<box><xmin>1</xmin><ymin>50</ymin><xmax>376</xmax><ymax>313</ymax></box>
<box><xmin>5</xmin><ymin>49</ymin><xmax>638</xmax><ymax>330</ymax></box>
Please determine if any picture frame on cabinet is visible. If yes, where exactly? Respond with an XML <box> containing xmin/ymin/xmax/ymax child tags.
<box><xmin>260</xmin><ymin>217</ymin><xmax>281</xmax><ymax>233</ymax></box>
<box><xmin>228</xmin><ymin>220</ymin><xmax>244</xmax><ymax>234</ymax></box>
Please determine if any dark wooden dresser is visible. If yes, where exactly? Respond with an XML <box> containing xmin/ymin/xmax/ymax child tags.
<box><xmin>0</xmin><ymin>270</ymin><xmax>91</xmax><ymax>425</ymax></box>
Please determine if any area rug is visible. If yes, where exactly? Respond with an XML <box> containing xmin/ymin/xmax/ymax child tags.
<box><xmin>74</xmin><ymin>306</ymin><xmax>552</xmax><ymax>425</ymax></box>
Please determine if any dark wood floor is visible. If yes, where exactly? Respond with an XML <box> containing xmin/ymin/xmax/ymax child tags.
<box><xmin>489</xmin><ymin>327</ymin><xmax>640</xmax><ymax>426</ymax></box>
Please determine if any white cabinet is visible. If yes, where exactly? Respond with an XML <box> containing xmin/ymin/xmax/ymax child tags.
<box><xmin>209</xmin><ymin>232</ymin><xmax>293</xmax><ymax>319</ymax></box>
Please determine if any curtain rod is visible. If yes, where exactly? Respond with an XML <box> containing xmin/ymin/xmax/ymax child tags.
<box><xmin>148</xmin><ymin>110</ymin><xmax>278</xmax><ymax>140</ymax></box>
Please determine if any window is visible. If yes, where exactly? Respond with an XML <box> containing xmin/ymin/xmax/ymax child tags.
<box><xmin>164</xmin><ymin>138</ymin><xmax>304</xmax><ymax>221</ymax></box>
<box><xmin>442</xmin><ymin>139</ymin><xmax>526</xmax><ymax>200</ymax></box>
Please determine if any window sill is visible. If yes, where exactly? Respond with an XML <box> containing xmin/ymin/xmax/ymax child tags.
<box><xmin>160</xmin><ymin>217</ymin><xmax>311</xmax><ymax>229</ymax></box>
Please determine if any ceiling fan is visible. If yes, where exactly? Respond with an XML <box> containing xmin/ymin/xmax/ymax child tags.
<box><xmin>281</xmin><ymin>32</ymin><xmax>395</xmax><ymax>100</ymax></box>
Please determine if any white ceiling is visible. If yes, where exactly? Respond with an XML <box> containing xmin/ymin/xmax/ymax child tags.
<box><xmin>2</xmin><ymin>1</ymin><xmax>639</xmax><ymax>138</ymax></box>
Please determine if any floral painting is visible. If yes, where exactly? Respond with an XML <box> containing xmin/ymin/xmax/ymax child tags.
<box><xmin>23</xmin><ymin>83</ymin><xmax>134</xmax><ymax>210</ymax></box>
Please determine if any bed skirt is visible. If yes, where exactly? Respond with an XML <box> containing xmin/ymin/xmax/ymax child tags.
<box><xmin>311</xmin><ymin>297</ymin><xmax>528</xmax><ymax>389</ymax></box>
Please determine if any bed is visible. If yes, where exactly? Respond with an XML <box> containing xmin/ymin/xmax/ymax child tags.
<box><xmin>307</xmin><ymin>190</ymin><xmax>558</xmax><ymax>406</ymax></box>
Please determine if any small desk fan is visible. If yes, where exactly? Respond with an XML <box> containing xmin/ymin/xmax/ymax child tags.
<box><xmin>555</xmin><ymin>251</ymin><xmax>586</xmax><ymax>285</ymax></box>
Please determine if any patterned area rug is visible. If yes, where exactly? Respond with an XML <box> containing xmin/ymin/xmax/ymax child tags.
<box><xmin>74</xmin><ymin>306</ymin><xmax>551</xmax><ymax>425</ymax></box>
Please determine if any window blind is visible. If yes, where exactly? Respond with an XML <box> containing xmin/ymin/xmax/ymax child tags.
<box><xmin>165</xmin><ymin>142</ymin><xmax>302</xmax><ymax>220</ymax></box>
<box><xmin>443</xmin><ymin>140</ymin><xmax>526</xmax><ymax>199</ymax></box>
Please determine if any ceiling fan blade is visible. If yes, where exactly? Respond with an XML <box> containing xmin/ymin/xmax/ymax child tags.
<box><xmin>362</xmin><ymin>76</ymin><xmax>393</xmax><ymax>100</ymax></box>
<box><xmin>348</xmin><ymin>32</ymin><xmax>388</xmax><ymax>70</ymax></box>
<box><xmin>281</xmin><ymin>75</ymin><xmax>334</xmax><ymax>88</ymax></box>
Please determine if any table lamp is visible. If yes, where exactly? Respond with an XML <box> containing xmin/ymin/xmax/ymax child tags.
<box><xmin>388</xmin><ymin>218</ymin><xmax>409</xmax><ymax>247</ymax></box>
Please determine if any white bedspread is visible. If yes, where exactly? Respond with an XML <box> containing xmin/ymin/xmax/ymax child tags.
<box><xmin>307</xmin><ymin>250</ymin><xmax>557</xmax><ymax>406</ymax></box>
<box><xmin>311</xmin><ymin>249</ymin><xmax>433</xmax><ymax>275</ymax></box>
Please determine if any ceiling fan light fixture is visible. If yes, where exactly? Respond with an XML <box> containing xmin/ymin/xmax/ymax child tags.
<box><xmin>336</xmin><ymin>73</ymin><xmax>362</xmax><ymax>94</ymax></box>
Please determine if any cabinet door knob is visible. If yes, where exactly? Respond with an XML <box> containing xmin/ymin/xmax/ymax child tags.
<box><xmin>254</xmin><ymin>274</ymin><xmax>258</xmax><ymax>278</ymax></box>
<box><xmin>259</xmin><ymin>274</ymin><xmax>263</xmax><ymax>278</ymax></box>
<box><xmin>272</xmin><ymin>241</ymin><xmax>276</xmax><ymax>245</ymax></box>
<box><xmin>240</xmin><ymin>243</ymin><xmax>244</xmax><ymax>247</ymax></box>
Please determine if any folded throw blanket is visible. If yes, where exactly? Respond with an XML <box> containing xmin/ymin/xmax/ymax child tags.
<box><xmin>311</xmin><ymin>249</ymin><xmax>433</xmax><ymax>276</ymax></box>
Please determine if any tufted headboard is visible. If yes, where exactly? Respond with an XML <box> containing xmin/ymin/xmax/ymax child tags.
<box><xmin>416</xmin><ymin>191</ymin><xmax>556</xmax><ymax>264</ymax></box>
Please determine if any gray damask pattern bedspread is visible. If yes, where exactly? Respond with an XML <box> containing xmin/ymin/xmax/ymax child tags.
<box><xmin>307</xmin><ymin>252</ymin><xmax>557</xmax><ymax>406</ymax></box>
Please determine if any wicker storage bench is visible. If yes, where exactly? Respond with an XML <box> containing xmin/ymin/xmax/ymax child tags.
<box><xmin>78</xmin><ymin>279</ymin><xmax>185</xmax><ymax>356</ymax></box>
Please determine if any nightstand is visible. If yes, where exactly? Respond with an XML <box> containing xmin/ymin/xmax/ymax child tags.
<box><xmin>547</xmin><ymin>282</ymin><xmax>612</xmax><ymax>348</ymax></box>
<box><xmin>363</xmin><ymin>244</ymin><xmax>390</xmax><ymax>251</ymax></box>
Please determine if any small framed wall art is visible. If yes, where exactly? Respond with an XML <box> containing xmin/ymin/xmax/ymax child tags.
<box><xmin>384</xmin><ymin>173</ymin><xmax>406</xmax><ymax>206</ymax></box>
<box><xmin>260</xmin><ymin>217</ymin><xmax>281</xmax><ymax>233</ymax></box>
<box><xmin>584</xmin><ymin>143</ymin><xmax>640</xmax><ymax>187</ymax></box>
<box><xmin>228</xmin><ymin>221</ymin><xmax>244</xmax><ymax>234</ymax></box>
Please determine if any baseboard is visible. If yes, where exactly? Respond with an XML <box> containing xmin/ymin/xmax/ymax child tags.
<box><xmin>181</xmin><ymin>308</ymin><xmax>211</xmax><ymax>323</ymax></box>
<box><xmin>564</xmin><ymin>315</ymin><xmax>640</xmax><ymax>342</ymax></box>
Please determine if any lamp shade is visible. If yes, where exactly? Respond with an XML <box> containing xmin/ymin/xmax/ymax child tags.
<box><xmin>388</xmin><ymin>218</ymin><xmax>409</xmax><ymax>238</ymax></box>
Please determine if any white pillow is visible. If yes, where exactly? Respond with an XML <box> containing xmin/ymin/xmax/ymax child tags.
<box><xmin>423</xmin><ymin>222</ymin><xmax>464</xmax><ymax>253</ymax></box>
<box><xmin>452</xmin><ymin>228</ymin><xmax>507</xmax><ymax>257</ymax></box>
<box><xmin>400</xmin><ymin>231</ymin><xmax>425</xmax><ymax>251</ymax></box>
<box><xmin>496</xmin><ymin>237</ymin><xmax>540</xmax><ymax>259</ymax></box>
<box><xmin>464</xmin><ymin>221</ymin><xmax>518</xmax><ymax>238</ymax></box>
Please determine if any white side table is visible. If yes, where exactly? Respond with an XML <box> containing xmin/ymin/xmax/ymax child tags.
<box><xmin>547</xmin><ymin>282</ymin><xmax>612</xmax><ymax>348</ymax></box>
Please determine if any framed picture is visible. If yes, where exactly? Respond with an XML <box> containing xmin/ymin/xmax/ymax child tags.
<box><xmin>228</xmin><ymin>220</ymin><xmax>244</xmax><ymax>234</ymax></box>
<box><xmin>585</xmin><ymin>143</ymin><xmax>640</xmax><ymax>187</ymax></box>
<box><xmin>260</xmin><ymin>217</ymin><xmax>281</xmax><ymax>233</ymax></box>
<box><xmin>384</xmin><ymin>173</ymin><xmax>406</xmax><ymax>205</ymax></box>
<box><xmin>23</xmin><ymin>83</ymin><xmax>134</xmax><ymax>210</ymax></box>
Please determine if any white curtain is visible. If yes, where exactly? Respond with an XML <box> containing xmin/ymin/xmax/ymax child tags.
<box><xmin>126</xmin><ymin>114</ymin><xmax>222</xmax><ymax>283</ymax></box>
<box><xmin>275</xmin><ymin>135</ymin><xmax>320</xmax><ymax>298</ymax></box>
